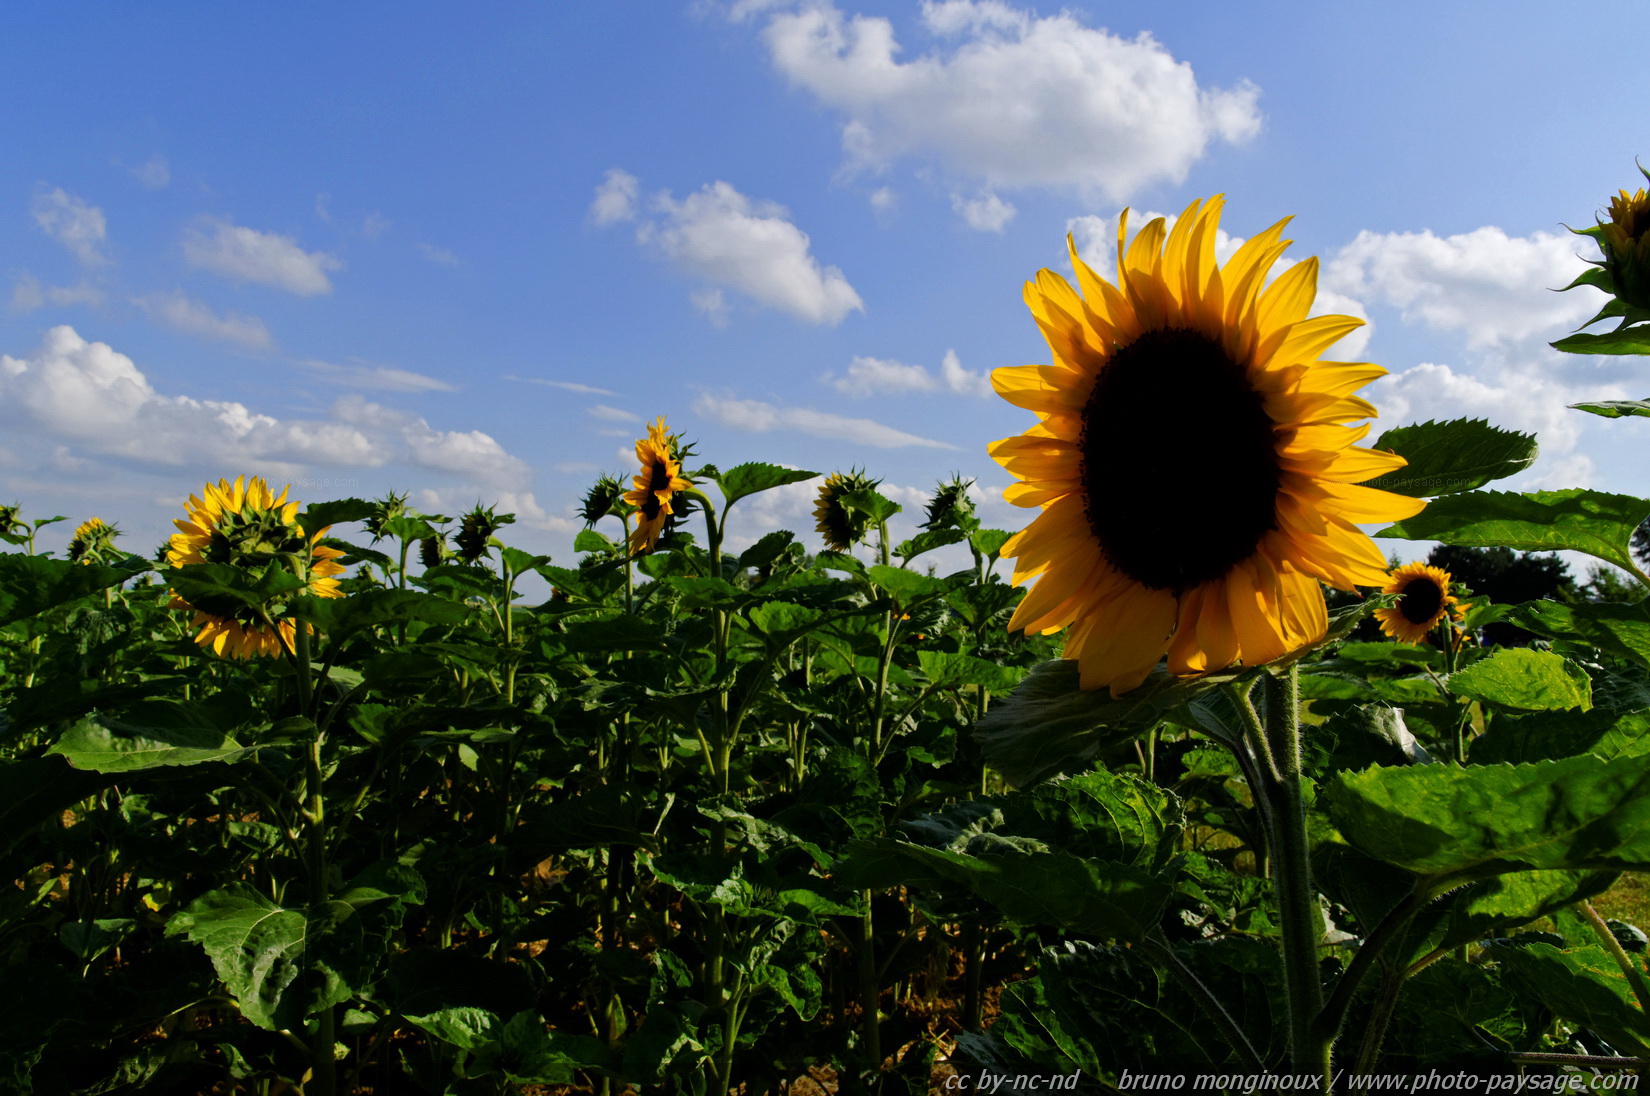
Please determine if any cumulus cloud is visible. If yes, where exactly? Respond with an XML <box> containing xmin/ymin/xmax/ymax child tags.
<box><xmin>750</xmin><ymin>0</ymin><xmax>1261</xmax><ymax>202</ymax></box>
<box><xmin>590</xmin><ymin>168</ymin><xmax>641</xmax><ymax>226</ymax></box>
<box><xmin>129</xmin><ymin>155</ymin><xmax>170</xmax><ymax>190</ymax></box>
<box><xmin>825</xmin><ymin>348</ymin><xmax>992</xmax><ymax>397</ymax></box>
<box><xmin>0</xmin><ymin>327</ymin><xmax>528</xmax><ymax>490</ymax></box>
<box><xmin>299</xmin><ymin>359</ymin><xmax>456</xmax><ymax>393</ymax></box>
<box><xmin>951</xmin><ymin>190</ymin><xmax>1016</xmax><ymax>232</ymax></box>
<box><xmin>693</xmin><ymin>392</ymin><xmax>958</xmax><ymax>448</ymax></box>
<box><xmin>182</xmin><ymin>218</ymin><xmax>342</xmax><ymax>296</ymax></box>
<box><xmin>135</xmin><ymin>291</ymin><xmax>273</xmax><ymax>349</ymax></box>
<box><xmin>10</xmin><ymin>274</ymin><xmax>104</xmax><ymax>314</ymax></box>
<box><xmin>33</xmin><ymin>188</ymin><xmax>110</xmax><ymax>266</ymax></box>
<box><xmin>1324</xmin><ymin>226</ymin><xmax>1594</xmax><ymax>350</ymax></box>
<box><xmin>623</xmin><ymin>179</ymin><xmax>862</xmax><ymax>325</ymax></box>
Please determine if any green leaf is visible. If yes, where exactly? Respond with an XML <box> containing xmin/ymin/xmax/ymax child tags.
<box><xmin>896</xmin><ymin>528</ymin><xmax>966</xmax><ymax>563</ymax></box>
<box><xmin>1447</xmin><ymin>648</ymin><xmax>1592</xmax><ymax>711</ymax></box>
<box><xmin>291</xmin><ymin>588</ymin><xmax>470</xmax><ymax>639</ymax></box>
<box><xmin>916</xmin><ymin>649</ymin><xmax>1023</xmax><ymax>694</ymax></box>
<box><xmin>737</xmin><ymin>530</ymin><xmax>795</xmax><ymax>571</ymax></box>
<box><xmin>48</xmin><ymin>709</ymin><xmax>249</xmax><ymax>772</ymax></box>
<box><xmin>1325</xmin><ymin>753</ymin><xmax>1650</xmax><ymax>880</ymax></box>
<box><xmin>165</xmin><ymin>886</ymin><xmax>365</xmax><ymax>1030</ymax></box>
<box><xmin>1001</xmin><ymin>768</ymin><xmax>1183</xmax><ymax>871</ymax></box>
<box><xmin>0</xmin><ymin>553</ymin><xmax>142</xmax><ymax>628</ymax></box>
<box><xmin>0</xmin><ymin>756</ymin><xmax>110</xmax><ymax>855</ymax></box>
<box><xmin>712</xmin><ymin>462</ymin><xmax>819</xmax><ymax>509</ymax></box>
<box><xmin>1570</xmin><ymin>398</ymin><xmax>1650</xmax><ymax>419</ymax></box>
<box><xmin>1552</xmin><ymin>326</ymin><xmax>1650</xmax><ymax>355</ymax></box>
<box><xmin>970</xmin><ymin>528</ymin><xmax>1013</xmax><ymax>559</ymax></box>
<box><xmin>1364</xmin><ymin>418</ymin><xmax>1538</xmax><ymax>497</ymax></box>
<box><xmin>974</xmin><ymin>660</ymin><xmax>1248</xmax><ymax>787</ymax></box>
<box><xmin>1377</xmin><ymin>489</ymin><xmax>1650</xmax><ymax>576</ymax></box>
<box><xmin>840</xmin><ymin>487</ymin><xmax>901</xmax><ymax>525</ymax></box>
<box><xmin>404</xmin><ymin>1007</ymin><xmax>502</xmax><ymax>1052</ymax></box>
<box><xmin>499</xmin><ymin>546</ymin><xmax>550</xmax><ymax>575</ymax></box>
<box><xmin>1484</xmin><ymin>941</ymin><xmax>1650</xmax><ymax>1053</ymax></box>
<box><xmin>1509</xmin><ymin>598</ymin><xmax>1650</xmax><ymax>670</ymax></box>
<box><xmin>295</xmin><ymin>498</ymin><xmax>375</xmax><ymax>538</ymax></box>
<box><xmin>1431</xmin><ymin>870</ymin><xmax>1617</xmax><ymax>953</ymax></box>
<box><xmin>1471</xmin><ymin>709</ymin><xmax>1650</xmax><ymax>764</ymax></box>
<box><xmin>561</xmin><ymin>615</ymin><xmax>668</xmax><ymax>654</ymax></box>
<box><xmin>866</xmin><ymin>565</ymin><xmax>963</xmax><ymax>607</ymax></box>
<box><xmin>165</xmin><ymin>561</ymin><xmax>308</xmax><ymax>619</ymax></box>
<box><xmin>574</xmin><ymin>529</ymin><xmax>616</xmax><ymax>554</ymax></box>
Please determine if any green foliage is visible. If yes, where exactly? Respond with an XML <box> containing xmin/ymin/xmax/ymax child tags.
<box><xmin>1366</xmin><ymin>418</ymin><xmax>1538</xmax><ymax>496</ymax></box>
<box><xmin>1381</xmin><ymin>489</ymin><xmax>1650</xmax><ymax>578</ymax></box>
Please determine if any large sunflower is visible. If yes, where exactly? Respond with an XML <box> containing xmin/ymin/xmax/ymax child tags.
<box><xmin>623</xmin><ymin>416</ymin><xmax>691</xmax><ymax>555</ymax></box>
<box><xmin>1374</xmin><ymin>562</ymin><xmax>1459</xmax><ymax>644</ymax></box>
<box><xmin>167</xmin><ymin>476</ymin><xmax>346</xmax><ymax>659</ymax></box>
<box><xmin>990</xmin><ymin>196</ymin><xmax>1426</xmax><ymax>695</ymax></box>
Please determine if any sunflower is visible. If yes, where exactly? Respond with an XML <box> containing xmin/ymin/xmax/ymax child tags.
<box><xmin>623</xmin><ymin>416</ymin><xmax>691</xmax><ymax>555</ymax></box>
<box><xmin>814</xmin><ymin>469</ymin><xmax>880</xmax><ymax>552</ymax></box>
<box><xmin>1373</xmin><ymin>562</ymin><xmax>1459</xmax><ymax>644</ymax></box>
<box><xmin>990</xmin><ymin>196</ymin><xmax>1426</xmax><ymax>695</ymax></box>
<box><xmin>1599</xmin><ymin>171</ymin><xmax>1650</xmax><ymax>313</ymax></box>
<box><xmin>167</xmin><ymin>476</ymin><xmax>346</xmax><ymax>659</ymax></box>
<box><xmin>67</xmin><ymin>517</ymin><xmax>119</xmax><ymax>564</ymax></box>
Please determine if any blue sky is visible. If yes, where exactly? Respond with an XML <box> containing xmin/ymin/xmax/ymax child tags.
<box><xmin>3</xmin><ymin>1</ymin><xmax>1649</xmax><ymax>577</ymax></box>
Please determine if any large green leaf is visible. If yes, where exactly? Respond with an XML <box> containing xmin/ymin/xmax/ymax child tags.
<box><xmin>712</xmin><ymin>462</ymin><xmax>819</xmax><ymax>509</ymax></box>
<box><xmin>1377</xmin><ymin>489</ymin><xmax>1650</xmax><ymax>576</ymax></box>
<box><xmin>1447</xmin><ymin>647</ymin><xmax>1592</xmax><ymax>711</ymax></box>
<box><xmin>1325</xmin><ymin>754</ymin><xmax>1650</xmax><ymax>880</ymax></box>
<box><xmin>1431</xmin><ymin>870</ymin><xmax>1617</xmax><ymax>953</ymax></box>
<box><xmin>295</xmin><ymin>498</ymin><xmax>376</xmax><ymax>539</ymax></box>
<box><xmin>1510</xmin><ymin>598</ymin><xmax>1650</xmax><ymax>670</ymax></box>
<box><xmin>165</xmin><ymin>561</ymin><xmax>309</xmax><ymax>619</ymax></box>
<box><xmin>1552</xmin><ymin>326</ymin><xmax>1650</xmax><ymax>355</ymax></box>
<box><xmin>1470</xmin><ymin>708</ymin><xmax>1650</xmax><ymax>764</ymax></box>
<box><xmin>291</xmin><ymin>588</ymin><xmax>470</xmax><ymax>638</ymax></box>
<box><xmin>0</xmin><ymin>553</ymin><xmax>143</xmax><ymax>628</ymax></box>
<box><xmin>1484</xmin><ymin>941</ymin><xmax>1650</xmax><ymax>1054</ymax></box>
<box><xmin>1570</xmin><ymin>398</ymin><xmax>1650</xmax><ymax>419</ymax></box>
<box><xmin>48</xmin><ymin>709</ymin><xmax>249</xmax><ymax>772</ymax></box>
<box><xmin>974</xmin><ymin>660</ymin><xmax>1248</xmax><ymax>786</ymax></box>
<box><xmin>1000</xmin><ymin>769</ymin><xmax>1183</xmax><ymax>872</ymax></box>
<box><xmin>1365</xmin><ymin>418</ymin><xmax>1538</xmax><ymax>497</ymax></box>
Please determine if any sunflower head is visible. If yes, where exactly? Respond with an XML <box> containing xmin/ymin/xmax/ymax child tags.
<box><xmin>1373</xmin><ymin>562</ymin><xmax>1460</xmax><ymax>645</ymax></box>
<box><xmin>167</xmin><ymin>476</ymin><xmax>347</xmax><ymax>659</ymax></box>
<box><xmin>622</xmin><ymin>416</ymin><xmax>693</xmax><ymax>555</ymax></box>
<box><xmin>813</xmin><ymin>469</ymin><xmax>881</xmax><ymax>552</ymax></box>
<box><xmin>418</xmin><ymin>533</ymin><xmax>448</xmax><ymax>570</ymax></box>
<box><xmin>455</xmin><ymin>504</ymin><xmax>514</xmax><ymax>562</ymax></box>
<box><xmin>68</xmin><ymin>517</ymin><xmax>120</xmax><ymax>565</ymax></box>
<box><xmin>579</xmin><ymin>473</ymin><xmax>627</xmax><ymax>527</ymax></box>
<box><xmin>990</xmin><ymin>196</ymin><xmax>1426</xmax><ymax>695</ymax></box>
<box><xmin>365</xmin><ymin>491</ymin><xmax>409</xmax><ymax>541</ymax></box>
<box><xmin>0</xmin><ymin>504</ymin><xmax>24</xmax><ymax>539</ymax></box>
<box><xmin>1599</xmin><ymin>167</ymin><xmax>1650</xmax><ymax>313</ymax></box>
<box><xmin>921</xmin><ymin>474</ymin><xmax>978</xmax><ymax>533</ymax></box>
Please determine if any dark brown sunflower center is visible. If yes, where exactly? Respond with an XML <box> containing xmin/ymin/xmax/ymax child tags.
<box><xmin>649</xmin><ymin>459</ymin><xmax>672</xmax><ymax>493</ymax></box>
<box><xmin>1079</xmin><ymin>327</ymin><xmax>1280</xmax><ymax>592</ymax></box>
<box><xmin>1397</xmin><ymin>577</ymin><xmax>1445</xmax><ymax>625</ymax></box>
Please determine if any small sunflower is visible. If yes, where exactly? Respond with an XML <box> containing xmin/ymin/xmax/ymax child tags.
<box><xmin>167</xmin><ymin>476</ymin><xmax>346</xmax><ymax>659</ymax></box>
<box><xmin>814</xmin><ymin>469</ymin><xmax>880</xmax><ymax>552</ymax></box>
<box><xmin>990</xmin><ymin>196</ymin><xmax>1426</xmax><ymax>695</ymax></box>
<box><xmin>67</xmin><ymin>517</ymin><xmax>119</xmax><ymax>565</ymax></box>
<box><xmin>623</xmin><ymin>416</ymin><xmax>691</xmax><ymax>555</ymax></box>
<box><xmin>1599</xmin><ymin>169</ymin><xmax>1650</xmax><ymax>313</ymax></box>
<box><xmin>1374</xmin><ymin>562</ymin><xmax>1459</xmax><ymax>644</ymax></box>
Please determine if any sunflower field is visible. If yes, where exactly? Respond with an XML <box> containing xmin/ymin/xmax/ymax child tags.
<box><xmin>10</xmin><ymin>180</ymin><xmax>1650</xmax><ymax>1096</ymax></box>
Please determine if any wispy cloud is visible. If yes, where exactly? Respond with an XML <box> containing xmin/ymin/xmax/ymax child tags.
<box><xmin>182</xmin><ymin>218</ymin><xmax>342</xmax><ymax>296</ymax></box>
<box><xmin>10</xmin><ymin>274</ymin><xmax>104</xmax><ymax>314</ymax></box>
<box><xmin>418</xmin><ymin>243</ymin><xmax>460</xmax><ymax>265</ymax></box>
<box><xmin>693</xmin><ymin>392</ymin><xmax>958</xmax><ymax>448</ymax></box>
<box><xmin>299</xmin><ymin>358</ymin><xmax>456</xmax><ymax>393</ymax></box>
<box><xmin>503</xmin><ymin>375</ymin><xmax>618</xmax><ymax>397</ymax></box>
<box><xmin>135</xmin><ymin>290</ymin><xmax>273</xmax><ymax>348</ymax></box>
<box><xmin>33</xmin><ymin>187</ymin><xmax>110</xmax><ymax>266</ymax></box>
<box><xmin>824</xmin><ymin>349</ymin><xmax>992</xmax><ymax>398</ymax></box>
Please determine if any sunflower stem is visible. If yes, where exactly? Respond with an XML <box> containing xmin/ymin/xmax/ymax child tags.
<box><xmin>1579</xmin><ymin>899</ymin><xmax>1650</xmax><ymax>1018</ymax></box>
<box><xmin>1259</xmin><ymin>666</ymin><xmax>1328</xmax><ymax>1083</ymax></box>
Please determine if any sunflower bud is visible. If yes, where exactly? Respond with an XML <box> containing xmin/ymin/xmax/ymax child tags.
<box><xmin>418</xmin><ymin>533</ymin><xmax>448</xmax><ymax>569</ymax></box>
<box><xmin>0</xmin><ymin>504</ymin><xmax>23</xmax><ymax>538</ymax></box>
<box><xmin>455</xmin><ymin>503</ymin><xmax>515</xmax><ymax>562</ymax></box>
<box><xmin>813</xmin><ymin>469</ymin><xmax>881</xmax><ymax>552</ymax></box>
<box><xmin>1599</xmin><ymin>168</ymin><xmax>1650</xmax><ymax>314</ymax></box>
<box><xmin>579</xmin><ymin>474</ymin><xmax>625</xmax><ymax>527</ymax></box>
<box><xmin>921</xmin><ymin>474</ymin><xmax>978</xmax><ymax>532</ymax></box>
<box><xmin>365</xmin><ymin>491</ymin><xmax>409</xmax><ymax>541</ymax></box>
<box><xmin>67</xmin><ymin>517</ymin><xmax>120</xmax><ymax>565</ymax></box>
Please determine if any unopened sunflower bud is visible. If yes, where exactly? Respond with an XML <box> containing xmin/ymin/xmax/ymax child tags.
<box><xmin>1600</xmin><ymin>167</ymin><xmax>1650</xmax><ymax>314</ymax></box>
<box><xmin>455</xmin><ymin>503</ymin><xmax>514</xmax><ymax>562</ymax></box>
<box><xmin>365</xmin><ymin>491</ymin><xmax>409</xmax><ymax>540</ymax></box>
<box><xmin>813</xmin><ymin>469</ymin><xmax>881</xmax><ymax>552</ymax></box>
<box><xmin>67</xmin><ymin>517</ymin><xmax>119</xmax><ymax>565</ymax></box>
<box><xmin>921</xmin><ymin>474</ymin><xmax>977</xmax><ymax>532</ymax></box>
<box><xmin>579</xmin><ymin>474</ymin><xmax>625</xmax><ymax>527</ymax></box>
<box><xmin>418</xmin><ymin>533</ymin><xmax>448</xmax><ymax>569</ymax></box>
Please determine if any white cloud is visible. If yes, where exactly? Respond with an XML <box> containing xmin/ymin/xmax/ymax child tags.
<box><xmin>632</xmin><ymin>179</ymin><xmax>864</xmax><ymax>325</ymax></box>
<box><xmin>951</xmin><ymin>190</ymin><xmax>1016</xmax><ymax>232</ymax></box>
<box><xmin>362</xmin><ymin>212</ymin><xmax>391</xmax><ymax>240</ymax></box>
<box><xmin>869</xmin><ymin>186</ymin><xmax>897</xmax><ymax>214</ymax></box>
<box><xmin>589</xmin><ymin>404</ymin><xmax>642</xmax><ymax>423</ymax></box>
<box><xmin>135</xmin><ymin>290</ymin><xmax>273</xmax><ymax>349</ymax></box>
<box><xmin>315</xmin><ymin>193</ymin><xmax>332</xmax><ymax>222</ymax></box>
<box><xmin>590</xmin><ymin>168</ymin><xmax>640</xmax><ymax>226</ymax></box>
<box><xmin>693</xmin><ymin>391</ymin><xmax>958</xmax><ymax>448</ymax></box>
<box><xmin>418</xmin><ymin>243</ymin><xmax>460</xmax><ymax>265</ymax></box>
<box><xmin>826</xmin><ymin>348</ymin><xmax>994</xmax><ymax>397</ymax></box>
<box><xmin>333</xmin><ymin>395</ymin><xmax>530</xmax><ymax>481</ymax></box>
<box><xmin>9</xmin><ymin>274</ymin><xmax>104</xmax><ymax>314</ymax></box>
<box><xmin>33</xmin><ymin>188</ymin><xmax>110</xmax><ymax>266</ymax></box>
<box><xmin>691</xmin><ymin>287</ymin><xmax>732</xmax><ymax>326</ymax></box>
<box><xmin>1324</xmin><ymin>226</ymin><xmax>1594</xmax><ymax>350</ymax></box>
<box><xmin>182</xmin><ymin>218</ymin><xmax>342</xmax><ymax>296</ymax></box>
<box><xmin>299</xmin><ymin>359</ymin><xmax>456</xmax><ymax>393</ymax></box>
<box><xmin>504</xmin><ymin>375</ymin><xmax>618</xmax><ymax>397</ymax></box>
<box><xmin>130</xmin><ymin>154</ymin><xmax>170</xmax><ymax>190</ymax></box>
<box><xmin>752</xmin><ymin>0</ymin><xmax>1261</xmax><ymax>201</ymax></box>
